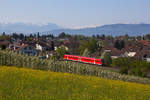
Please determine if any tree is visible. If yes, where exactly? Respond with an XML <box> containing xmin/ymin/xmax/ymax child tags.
<box><xmin>136</xmin><ymin>36</ymin><xmax>142</xmax><ymax>40</ymax></box>
<box><xmin>88</xmin><ymin>38</ymin><xmax>98</xmax><ymax>53</ymax></box>
<box><xmin>114</xmin><ymin>40</ymin><xmax>125</xmax><ymax>50</ymax></box>
<box><xmin>37</xmin><ymin>32</ymin><xmax>40</xmax><ymax>38</ymax></box>
<box><xmin>114</xmin><ymin>40</ymin><xmax>120</xmax><ymax>50</ymax></box>
<box><xmin>51</xmin><ymin>41</ymin><xmax>54</xmax><ymax>51</ymax></box>
<box><xmin>24</xmin><ymin>35</ymin><xmax>27</xmax><ymax>41</ymax></box>
<box><xmin>29</xmin><ymin>34</ymin><xmax>34</xmax><ymax>38</ymax></box>
<box><xmin>34</xmin><ymin>34</ymin><xmax>36</xmax><ymax>38</ymax></box>
<box><xmin>82</xmin><ymin>48</ymin><xmax>89</xmax><ymax>57</ymax></box>
<box><xmin>0</xmin><ymin>45</ymin><xmax>6</xmax><ymax>50</ymax></box>
<box><xmin>56</xmin><ymin>46</ymin><xmax>67</xmax><ymax>59</ymax></box>
<box><xmin>59</xmin><ymin>32</ymin><xmax>66</xmax><ymax>38</ymax></box>
<box><xmin>120</xmin><ymin>40</ymin><xmax>125</xmax><ymax>49</ymax></box>
<box><xmin>19</xmin><ymin>33</ymin><xmax>24</xmax><ymax>40</ymax></box>
<box><xmin>79</xmin><ymin>38</ymin><xmax>98</xmax><ymax>55</ymax></box>
<box><xmin>2</xmin><ymin>32</ymin><xmax>6</xmax><ymax>36</ymax></box>
<box><xmin>96</xmin><ymin>34</ymin><xmax>100</xmax><ymax>38</ymax></box>
<box><xmin>142</xmin><ymin>35</ymin><xmax>145</xmax><ymax>40</ymax></box>
<box><xmin>51</xmin><ymin>34</ymin><xmax>54</xmax><ymax>39</ymax></box>
<box><xmin>0</xmin><ymin>34</ymin><xmax>12</xmax><ymax>42</ymax></box>
<box><xmin>79</xmin><ymin>40</ymin><xmax>89</xmax><ymax>55</ymax></box>
<box><xmin>101</xmin><ymin>34</ymin><xmax>105</xmax><ymax>40</ymax></box>
<box><xmin>111</xmin><ymin>57</ymin><xmax>131</xmax><ymax>74</ymax></box>
<box><xmin>145</xmin><ymin>34</ymin><xmax>150</xmax><ymax>41</ymax></box>
<box><xmin>125</xmin><ymin>34</ymin><xmax>129</xmax><ymax>40</ymax></box>
<box><xmin>103</xmin><ymin>52</ymin><xmax>112</xmax><ymax>66</ymax></box>
<box><xmin>97</xmin><ymin>40</ymin><xmax>104</xmax><ymax>55</ymax></box>
<box><xmin>92</xmin><ymin>35</ymin><xmax>96</xmax><ymax>38</ymax></box>
<box><xmin>12</xmin><ymin>33</ymin><xmax>19</xmax><ymax>39</ymax></box>
<box><xmin>106</xmin><ymin>35</ymin><xmax>113</xmax><ymax>40</ymax></box>
<box><xmin>70</xmin><ymin>35</ymin><xmax>80</xmax><ymax>54</ymax></box>
<box><xmin>65</xmin><ymin>34</ymin><xmax>71</xmax><ymax>38</ymax></box>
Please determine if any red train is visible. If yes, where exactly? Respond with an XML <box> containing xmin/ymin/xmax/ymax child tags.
<box><xmin>64</xmin><ymin>54</ymin><xmax>103</xmax><ymax>65</ymax></box>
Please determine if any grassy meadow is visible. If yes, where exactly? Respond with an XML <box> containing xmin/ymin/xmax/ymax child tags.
<box><xmin>0</xmin><ymin>66</ymin><xmax>150</xmax><ymax>100</ymax></box>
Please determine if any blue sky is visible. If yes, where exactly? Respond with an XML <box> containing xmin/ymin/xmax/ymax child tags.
<box><xmin>0</xmin><ymin>0</ymin><xmax>150</xmax><ymax>28</ymax></box>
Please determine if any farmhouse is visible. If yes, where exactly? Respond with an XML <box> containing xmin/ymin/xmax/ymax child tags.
<box><xmin>36</xmin><ymin>42</ymin><xmax>50</xmax><ymax>51</ymax></box>
<box><xmin>16</xmin><ymin>44</ymin><xmax>38</xmax><ymax>56</ymax></box>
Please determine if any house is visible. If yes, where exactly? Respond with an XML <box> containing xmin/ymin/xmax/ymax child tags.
<box><xmin>0</xmin><ymin>39</ymin><xmax>10</xmax><ymax>49</ymax></box>
<box><xmin>55</xmin><ymin>45</ymin><xmax>69</xmax><ymax>51</ymax></box>
<box><xmin>16</xmin><ymin>44</ymin><xmax>38</xmax><ymax>56</ymax></box>
<box><xmin>46</xmin><ymin>37</ymin><xmax>53</xmax><ymax>41</ymax></box>
<box><xmin>128</xmin><ymin>52</ymin><xmax>136</xmax><ymax>57</ymax></box>
<box><xmin>9</xmin><ymin>42</ymin><xmax>23</xmax><ymax>50</ymax></box>
<box><xmin>104</xmin><ymin>47</ymin><xmax>124</xmax><ymax>59</ymax></box>
<box><xmin>138</xmin><ymin>40</ymin><xmax>150</xmax><ymax>46</ymax></box>
<box><xmin>36</xmin><ymin>44</ymin><xmax>46</xmax><ymax>51</ymax></box>
<box><xmin>9</xmin><ymin>44</ymin><xmax>21</xmax><ymax>50</ymax></box>
<box><xmin>36</xmin><ymin>41</ymin><xmax>51</xmax><ymax>51</ymax></box>
<box><xmin>134</xmin><ymin>50</ymin><xmax>150</xmax><ymax>62</ymax></box>
<box><xmin>23</xmin><ymin>40</ymin><xmax>50</xmax><ymax>51</ymax></box>
<box><xmin>64</xmin><ymin>40</ymin><xmax>71</xmax><ymax>46</ymax></box>
<box><xmin>124</xmin><ymin>52</ymin><xmax>136</xmax><ymax>57</ymax></box>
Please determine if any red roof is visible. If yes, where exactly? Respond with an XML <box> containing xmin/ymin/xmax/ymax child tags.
<box><xmin>0</xmin><ymin>40</ymin><xmax>10</xmax><ymax>46</ymax></box>
<box><xmin>139</xmin><ymin>40</ymin><xmax>150</xmax><ymax>46</ymax></box>
<box><xmin>15</xmin><ymin>44</ymin><xmax>29</xmax><ymax>51</ymax></box>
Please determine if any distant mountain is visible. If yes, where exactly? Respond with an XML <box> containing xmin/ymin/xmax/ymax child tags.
<box><xmin>0</xmin><ymin>23</ymin><xmax>61</xmax><ymax>34</ymax></box>
<box><xmin>1</xmin><ymin>23</ymin><xmax>150</xmax><ymax>36</ymax></box>
<box><xmin>44</xmin><ymin>24</ymin><xmax>150</xmax><ymax>36</ymax></box>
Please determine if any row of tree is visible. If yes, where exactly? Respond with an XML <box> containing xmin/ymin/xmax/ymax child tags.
<box><xmin>111</xmin><ymin>57</ymin><xmax>150</xmax><ymax>77</ymax></box>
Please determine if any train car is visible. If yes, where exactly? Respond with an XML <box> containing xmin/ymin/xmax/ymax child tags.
<box><xmin>64</xmin><ymin>54</ymin><xmax>103</xmax><ymax>65</ymax></box>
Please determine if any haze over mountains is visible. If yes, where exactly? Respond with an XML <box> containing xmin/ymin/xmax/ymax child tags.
<box><xmin>0</xmin><ymin>23</ymin><xmax>61</xmax><ymax>34</ymax></box>
<box><xmin>0</xmin><ymin>23</ymin><xmax>150</xmax><ymax>36</ymax></box>
<box><xmin>46</xmin><ymin>24</ymin><xmax>150</xmax><ymax>36</ymax></box>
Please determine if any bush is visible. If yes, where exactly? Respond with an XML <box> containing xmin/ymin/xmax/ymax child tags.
<box><xmin>129</xmin><ymin>60</ymin><xmax>150</xmax><ymax>77</ymax></box>
<box><xmin>103</xmin><ymin>52</ymin><xmax>112</xmax><ymax>66</ymax></box>
<box><xmin>82</xmin><ymin>48</ymin><xmax>89</xmax><ymax>57</ymax></box>
<box><xmin>111</xmin><ymin>58</ymin><xmax>150</xmax><ymax>77</ymax></box>
<box><xmin>0</xmin><ymin>50</ymin><xmax>50</xmax><ymax>70</ymax></box>
<box><xmin>56</xmin><ymin>46</ymin><xmax>68</xmax><ymax>59</ymax></box>
<box><xmin>0</xmin><ymin>45</ymin><xmax>6</xmax><ymax>50</ymax></box>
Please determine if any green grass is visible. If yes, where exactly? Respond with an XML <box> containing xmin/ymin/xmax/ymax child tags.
<box><xmin>0</xmin><ymin>66</ymin><xmax>150</xmax><ymax>100</ymax></box>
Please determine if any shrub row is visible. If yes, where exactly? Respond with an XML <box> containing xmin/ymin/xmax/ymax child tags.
<box><xmin>111</xmin><ymin>58</ymin><xmax>150</xmax><ymax>77</ymax></box>
<box><xmin>48</xmin><ymin>61</ymin><xmax>150</xmax><ymax>84</ymax></box>
<box><xmin>0</xmin><ymin>50</ymin><xmax>150</xmax><ymax>84</ymax></box>
<box><xmin>0</xmin><ymin>50</ymin><xmax>50</xmax><ymax>70</ymax></box>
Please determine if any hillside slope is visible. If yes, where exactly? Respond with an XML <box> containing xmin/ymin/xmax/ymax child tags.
<box><xmin>46</xmin><ymin>24</ymin><xmax>150</xmax><ymax>36</ymax></box>
<box><xmin>0</xmin><ymin>66</ymin><xmax>150</xmax><ymax>100</ymax></box>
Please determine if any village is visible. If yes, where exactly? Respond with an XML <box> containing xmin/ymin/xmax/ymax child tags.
<box><xmin>1</xmin><ymin>32</ymin><xmax>150</xmax><ymax>62</ymax></box>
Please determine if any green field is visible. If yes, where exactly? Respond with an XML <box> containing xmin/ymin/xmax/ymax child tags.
<box><xmin>0</xmin><ymin>66</ymin><xmax>150</xmax><ymax>100</ymax></box>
